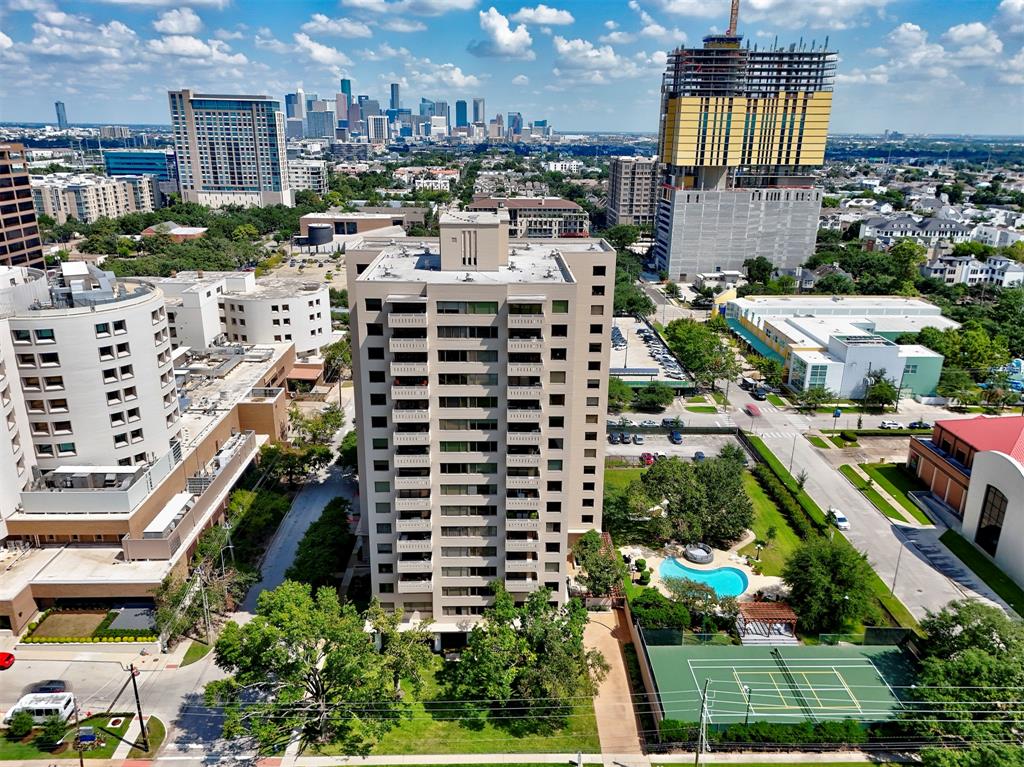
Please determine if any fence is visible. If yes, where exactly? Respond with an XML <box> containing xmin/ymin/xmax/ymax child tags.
<box><xmin>818</xmin><ymin>627</ymin><xmax>914</xmax><ymax>646</ymax></box>
<box><xmin>640</xmin><ymin>626</ymin><xmax>735</xmax><ymax>646</ymax></box>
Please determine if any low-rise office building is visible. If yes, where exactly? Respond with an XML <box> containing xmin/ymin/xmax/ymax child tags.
<box><xmin>299</xmin><ymin>208</ymin><xmax>427</xmax><ymax>237</ymax></box>
<box><xmin>287</xmin><ymin>159</ymin><xmax>329</xmax><ymax>196</ymax></box>
<box><xmin>908</xmin><ymin>416</ymin><xmax>1024</xmax><ymax>589</ymax></box>
<box><xmin>151</xmin><ymin>271</ymin><xmax>332</xmax><ymax>354</ymax></box>
<box><xmin>725</xmin><ymin>295</ymin><xmax>956</xmax><ymax>398</ymax></box>
<box><xmin>466</xmin><ymin>197</ymin><xmax>589</xmax><ymax>238</ymax></box>
<box><xmin>30</xmin><ymin>173</ymin><xmax>155</xmax><ymax>224</ymax></box>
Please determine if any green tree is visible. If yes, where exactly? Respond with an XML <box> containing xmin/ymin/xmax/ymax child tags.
<box><xmin>752</xmin><ymin>356</ymin><xmax>785</xmax><ymax>388</ymax></box>
<box><xmin>744</xmin><ymin>256</ymin><xmax>774</xmax><ymax>285</ymax></box>
<box><xmin>322</xmin><ymin>338</ymin><xmax>352</xmax><ymax>381</ymax></box>
<box><xmin>601</xmin><ymin>224</ymin><xmax>641</xmax><ymax>250</ymax></box>
<box><xmin>6</xmin><ymin>709</ymin><xmax>34</xmax><ymax>739</ymax></box>
<box><xmin>863</xmin><ymin>369</ymin><xmax>900</xmax><ymax>410</ymax></box>
<box><xmin>628</xmin><ymin>588</ymin><xmax>690</xmax><ymax>629</ymax></box>
<box><xmin>936</xmin><ymin>367</ymin><xmax>978</xmax><ymax>408</ymax></box>
<box><xmin>607</xmin><ymin>376</ymin><xmax>634</xmax><ymax>413</ymax></box>
<box><xmin>663</xmin><ymin>280</ymin><xmax>681</xmax><ymax>299</ymax></box>
<box><xmin>365</xmin><ymin>599</ymin><xmax>434</xmax><ymax>696</ymax></box>
<box><xmin>232</xmin><ymin>223</ymin><xmax>259</xmax><ymax>242</ymax></box>
<box><xmin>36</xmin><ymin>714</ymin><xmax>67</xmax><ymax>751</ymax></box>
<box><xmin>662</xmin><ymin>577</ymin><xmax>718</xmax><ymax>620</ymax></box>
<box><xmin>889</xmin><ymin>239</ymin><xmax>928</xmax><ymax>284</ymax></box>
<box><xmin>571</xmin><ymin>529</ymin><xmax>627</xmax><ymax>597</ymax></box>
<box><xmin>782</xmin><ymin>537</ymin><xmax>876</xmax><ymax>633</ymax></box>
<box><xmin>815</xmin><ymin>273</ymin><xmax>856</xmax><ymax>294</ymax></box>
<box><xmin>633</xmin><ymin>381</ymin><xmax>676</xmax><ymax>411</ymax></box>
<box><xmin>793</xmin><ymin>386</ymin><xmax>836</xmax><ymax>412</ymax></box>
<box><xmin>920</xmin><ymin>745</ymin><xmax>1024</xmax><ymax>767</ymax></box>
<box><xmin>285</xmin><ymin>498</ymin><xmax>353</xmax><ymax>589</ymax></box>
<box><xmin>337</xmin><ymin>429</ymin><xmax>359</xmax><ymax>471</ymax></box>
<box><xmin>205</xmin><ymin>581</ymin><xmax>409</xmax><ymax>753</ymax></box>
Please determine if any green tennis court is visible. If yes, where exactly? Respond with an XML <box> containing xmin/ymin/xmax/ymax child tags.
<box><xmin>645</xmin><ymin>644</ymin><xmax>916</xmax><ymax>724</ymax></box>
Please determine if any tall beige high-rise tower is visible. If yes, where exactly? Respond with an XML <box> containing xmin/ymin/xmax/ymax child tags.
<box><xmin>346</xmin><ymin>211</ymin><xmax>614</xmax><ymax>633</ymax></box>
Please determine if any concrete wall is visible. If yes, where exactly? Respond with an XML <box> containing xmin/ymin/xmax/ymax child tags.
<box><xmin>959</xmin><ymin>451</ymin><xmax>1024</xmax><ymax>590</ymax></box>
<box><xmin>901</xmin><ymin>353</ymin><xmax>943</xmax><ymax>397</ymax></box>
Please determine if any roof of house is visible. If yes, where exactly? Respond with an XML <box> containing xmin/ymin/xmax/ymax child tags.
<box><xmin>936</xmin><ymin>415</ymin><xmax>1024</xmax><ymax>463</ymax></box>
<box><xmin>467</xmin><ymin>196</ymin><xmax>582</xmax><ymax>211</ymax></box>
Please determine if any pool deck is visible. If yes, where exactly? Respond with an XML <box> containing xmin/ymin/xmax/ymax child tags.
<box><xmin>622</xmin><ymin>534</ymin><xmax>784</xmax><ymax>600</ymax></box>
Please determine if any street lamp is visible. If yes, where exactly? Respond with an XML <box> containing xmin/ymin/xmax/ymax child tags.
<box><xmin>743</xmin><ymin>685</ymin><xmax>752</xmax><ymax>725</ymax></box>
<box><xmin>890</xmin><ymin>539</ymin><xmax>905</xmax><ymax>597</ymax></box>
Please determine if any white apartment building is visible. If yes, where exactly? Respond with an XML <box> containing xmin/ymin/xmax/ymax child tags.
<box><xmin>152</xmin><ymin>271</ymin><xmax>331</xmax><ymax>354</ymax></box>
<box><xmin>921</xmin><ymin>254</ymin><xmax>1024</xmax><ymax>287</ymax></box>
<box><xmin>972</xmin><ymin>224</ymin><xmax>1024</xmax><ymax>249</ymax></box>
<box><xmin>168</xmin><ymin>90</ymin><xmax>293</xmax><ymax>208</ymax></box>
<box><xmin>606</xmin><ymin>156</ymin><xmax>659</xmax><ymax>227</ymax></box>
<box><xmin>367</xmin><ymin>115</ymin><xmax>390</xmax><ymax>146</ymax></box>
<box><xmin>542</xmin><ymin>160</ymin><xmax>583</xmax><ymax>174</ymax></box>
<box><xmin>287</xmin><ymin>159</ymin><xmax>329</xmax><ymax>196</ymax></box>
<box><xmin>346</xmin><ymin>211</ymin><xmax>615</xmax><ymax>633</ymax></box>
<box><xmin>30</xmin><ymin>173</ymin><xmax>155</xmax><ymax>225</ymax></box>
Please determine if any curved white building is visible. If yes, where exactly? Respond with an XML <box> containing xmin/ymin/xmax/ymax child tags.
<box><xmin>5</xmin><ymin>263</ymin><xmax>180</xmax><ymax>469</ymax></box>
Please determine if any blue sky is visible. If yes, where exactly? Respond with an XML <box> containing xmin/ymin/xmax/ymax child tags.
<box><xmin>1</xmin><ymin>0</ymin><xmax>1023</xmax><ymax>134</ymax></box>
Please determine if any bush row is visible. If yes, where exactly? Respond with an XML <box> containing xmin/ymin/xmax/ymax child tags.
<box><xmin>825</xmin><ymin>428</ymin><xmax>931</xmax><ymax>437</ymax></box>
<box><xmin>659</xmin><ymin>718</ymin><xmax>867</xmax><ymax>746</ymax></box>
<box><xmin>752</xmin><ymin>464</ymin><xmax>826</xmax><ymax>539</ymax></box>
<box><xmin>744</xmin><ymin>434</ymin><xmax>828</xmax><ymax>526</ymax></box>
<box><xmin>21</xmin><ymin>635</ymin><xmax>157</xmax><ymax>644</ymax></box>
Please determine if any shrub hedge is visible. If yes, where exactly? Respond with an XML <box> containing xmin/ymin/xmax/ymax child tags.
<box><xmin>658</xmin><ymin>718</ymin><xmax>866</xmax><ymax>746</ymax></box>
<box><xmin>752</xmin><ymin>463</ymin><xmax>826</xmax><ymax>539</ymax></box>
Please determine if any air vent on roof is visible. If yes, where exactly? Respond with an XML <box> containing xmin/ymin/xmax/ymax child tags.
<box><xmin>381</xmin><ymin>265</ymin><xmax>394</xmax><ymax>277</ymax></box>
<box><xmin>543</xmin><ymin>268</ymin><xmax>554</xmax><ymax>279</ymax></box>
<box><xmin>462</xmin><ymin>273</ymin><xmax>475</xmax><ymax>282</ymax></box>
<box><xmin>510</xmin><ymin>248</ymin><xmax>518</xmax><ymax>256</ymax></box>
<box><xmin>509</xmin><ymin>261</ymin><xmax>518</xmax><ymax>271</ymax></box>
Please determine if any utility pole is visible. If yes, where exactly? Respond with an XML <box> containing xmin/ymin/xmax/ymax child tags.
<box><xmin>694</xmin><ymin>679</ymin><xmax>710</xmax><ymax>766</ymax></box>
<box><xmin>890</xmin><ymin>540</ymin><xmax>905</xmax><ymax>597</ymax></box>
<box><xmin>129</xmin><ymin>665</ymin><xmax>150</xmax><ymax>754</ymax></box>
<box><xmin>73</xmin><ymin>703</ymin><xmax>85</xmax><ymax>767</ymax></box>
<box><xmin>788</xmin><ymin>432</ymin><xmax>797</xmax><ymax>474</ymax></box>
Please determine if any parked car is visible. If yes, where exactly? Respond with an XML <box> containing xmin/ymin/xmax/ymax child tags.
<box><xmin>744</xmin><ymin>403</ymin><xmax>762</xmax><ymax>417</ymax></box>
<box><xmin>909</xmin><ymin>421</ymin><xmax>932</xmax><ymax>430</ymax></box>
<box><xmin>33</xmin><ymin>680</ymin><xmax>68</xmax><ymax>694</ymax></box>
<box><xmin>693</xmin><ymin>451</ymin><xmax>706</xmax><ymax>462</ymax></box>
<box><xmin>669</xmin><ymin>431</ymin><xmax>683</xmax><ymax>445</ymax></box>
<box><xmin>740</xmin><ymin>377</ymin><xmax>757</xmax><ymax>390</ymax></box>
<box><xmin>879</xmin><ymin>420</ymin><xmax>906</xmax><ymax>430</ymax></box>
<box><xmin>639</xmin><ymin>419</ymin><xmax>658</xmax><ymax>428</ymax></box>
<box><xmin>655</xmin><ymin>451</ymin><xmax>668</xmax><ymax>461</ymax></box>
<box><xmin>751</xmin><ymin>388</ymin><xmax>768</xmax><ymax>401</ymax></box>
<box><xmin>640</xmin><ymin>452</ymin><xmax>655</xmax><ymax>466</ymax></box>
<box><xmin>0</xmin><ymin>652</ymin><xmax>14</xmax><ymax>670</ymax></box>
<box><xmin>828</xmin><ymin>507</ymin><xmax>851</xmax><ymax>530</ymax></box>
<box><xmin>633</xmin><ymin>434</ymin><xmax>645</xmax><ymax>445</ymax></box>
<box><xmin>662</xmin><ymin>417</ymin><xmax>684</xmax><ymax>428</ymax></box>
<box><xmin>608</xmin><ymin>432</ymin><xmax>621</xmax><ymax>444</ymax></box>
<box><xmin>620</xmin><ymin>432</ymin><xmax>632</xmax><ymax>444</ymax></box>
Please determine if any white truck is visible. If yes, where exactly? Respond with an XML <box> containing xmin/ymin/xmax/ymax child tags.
<box><xmin>2</xmin><ymin>692</ymin><xmax>76</xmax><ymax>725</ymax></box>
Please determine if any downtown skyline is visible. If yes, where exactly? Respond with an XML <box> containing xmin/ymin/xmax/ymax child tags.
<box><xmin>0</xmin><ymin>0</ymin><xmax>1022</xmax><ymax>135</ymax></box>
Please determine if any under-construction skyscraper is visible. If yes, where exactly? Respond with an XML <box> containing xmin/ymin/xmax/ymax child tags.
<box><xmin>652</xmin><ymin>0</ymin><xmax>836</xmax><ymax>280</ymax></box>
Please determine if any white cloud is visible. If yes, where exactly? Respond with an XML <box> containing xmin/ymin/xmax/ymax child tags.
<box><xmin>599</xmin><ymin>30</ymin><xmax>636</xmax><ymax>44</ymax></box>
<box><xmin>147</xmin><ymin>34</ymin><xmax>247</xmax><ymax>64</ymax></box>
<box><xmin>293</xmin><ymin>32</ymin><xmax>353</xmax><ymax>68</ymax></box>
<box><xmin>0</xmin><ymin>30</ymin><xmax>13</xmax><ymax>50</ymax></box>
<box><xmin>360</xmin><ymin>42</ymin><xmax>410</xmax><ymax>61</ymax></box>
<box><xmin>30</xmin><ymin>17</ymin><xmax>140</xmax><ymax>60</ymax></box>
<box><xmin>94</xmin><ymin>0</ymin><xmax>229</xmax><ymax>7</ymax></box>
<box><xmin>468</xmin><ymin>7</ymin><xmax>535</xmax><ymax>59</ymax></box>
<box><xmin>214</xmin><ymin>27</ymin><xmax>243</xmax><ymax>40</ymax></box>
<box><xmin>254</xmin><ymin>28</ymin><xmax>291</xmax><ymax>54</ymax></box>
<box><xmin>835</xmin><ymin>66</ymin><xmax>889</xmax><ymax>85</ymax></box>
<box><xmin>300</xmin><ymin>14</ymin><xmax>373</xmax><ymax>38</ymax></box>
<box><xmin>657</xmin><ymin>0</ymin><xmax>892</xmax><ymax>30</ymax></box>
<box><xmin>999</xmin><ymin>47</ymin><xmax>1024</xmax><ymax>84</ymax></box>
<box><xmin>604</xmin><ymin>20</ymin><xmax>618</xmax><ymax>30</ymax></box>
<box><xmin>153</xmin><ymin>8</ymin><xmax>202</xmax><ymax>34</ymax></box>
<box><xmin>510</xmin><ymin>4</ymin><xmax>574</xmax><ymax>25</ymax></box>
<box><xmin>942</xmin><ymin>22</ymin><xmax>1003</xmax><ymax>65</ymax></box>
<box><xmin>341</xmin><ymin>0</ymin><xmax>477</xmax><ymax>15</ymax></box>
<box><xmin>512</xmin><ymin>73</ymin><xmax>529</xmax><ymax>85</ymax></box>
<box><xmin>407</xmin><ymin>58</ymin><xmax>482</xmax><ymax>89</ymax></box>
<box><xmin>999</xmin><ymin>0</ymin><xmax>1024</xmax><ymax>30</ymax></box>
<box><xmin>380</xmin><ymin>18</ymin><xmax>428</xmax><ymax>32</ymax></box>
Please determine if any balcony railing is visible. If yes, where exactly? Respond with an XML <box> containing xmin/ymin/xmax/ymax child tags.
<box><xmin>508</xmin><ymin>315</ymin><xmax>543</xmax><ymax>328</ymax></box>
<box><xmin>395</xmin><ymin>497</ymin><xmax>432</xmax><ymax>511</ymax></box>
<box><xmin>395</xmin><ymin>475</ymin><xmax>431</xmax><ymax>490</ymax></box>
<box><xmin>508</xmin><ymin>363</ymin><xmax>543</xmax><ymax>377</ymax></box>
<box><xmin>505</xmin><ymin>578</ymin><xmax>541</xmax><ymax>591</ymax></box>
<box><xmin>394</xmin><ymin>432</ymin><xmax>430</xmax><ymax>445</ymax></box>
<box><xmin>505</xmin><ymin>497</ymin><xmax>540</xmax><ymax>511</ymax></box>
<box><xmin>393</xmin><ymin>409</ymin><xmax>430</xmax><ymax>423</ymax></box>
<box><xmin>396</xmin><ymin>517</ymin><xmax>432</xmax><ymax>532</ymax></box>
<box><xmin>507</xmin><ymin>385</ymin><xmax>543</xmax><ymax>399</ymax></box>
<box><xmin>388</xmin><ymin>313</ymin><xmax>428</xmax><ymax>328</ymax></box>
<box><xmin>394</xmin><ymin>453</ymin><xmax>431</xmax><ymax>467</ymax></box>
<box><xmin>505</xmin><ymin>517</ymin><xmax>541</xmax><ymax>532</ymax></box>
<box><xmin>396</xmin><ymin>558</ymin><xmax>433</xmax><ymax>573</ymax></box>
<box><xmin>507</xmin><ymin>432</ymin><xmax>542</xmax><ymax>445</ymax></box>
<box><xmin>391</xmin><ymin>362</ymin><xmax>429</xmax><ymax>376</ymax></box>
<box><xmin>506</xmin><ymin>453</ymin><xmax>541</xmax><ymax>467</ymax></box>
<box><xmin>508</xmin><ymin>339</ymin><xmax>544</xmax><ymax>353</ymax></box>
<box><xmin>505</xmin><ymin>558</ymin><xmax>539</xmax><ymax>571</ymax></box>
<box><xmin>391</xmin><ymin>385</ymin><xmax>429</xmax><ymax>399</ymax></box>
<box><xmin>397</xmin><ymin>578</ymin><xmax>433</xmax><ymax>593</ymax></box>
<box><xmin>507</xmin><ymin>409</ymin><xmax>542</xmax><ymax>423</ymax></box>
<box><xmin>396</xmin><ymin>537</ymin><xmax>433</xmax><ymax>553</ymax></box>
<box><xmin>390</xmin><ymin>338</ymin><xmax>428</xmax><ymax>353</ymax></box>
<box><xmin>506</xmin><ymin>476</ymin><xmax>540</xmax><ymax>490</ymax></box>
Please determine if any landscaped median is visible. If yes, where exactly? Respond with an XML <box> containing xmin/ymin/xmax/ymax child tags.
<box><xmin>859</xmin><ymin>463</ymin><xmax>933</xmax><ymax>526</ymax></box>
<box><xmin>742</xmin><ymin>433</ymin><xmax>920</xmax><ymax>632</ymax></box>
<box><xmin>837</xmin><ymin>465</ymin><xmax>907</xmax><ymax>523</ymax></box>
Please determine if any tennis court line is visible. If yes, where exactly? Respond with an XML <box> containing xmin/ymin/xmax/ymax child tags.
<box><xmin>866</xmin><ymin>657</ymin><xmax>906</xmax><ymax>709</ymax></box>
<box><xmin>833</xmin><ymin>666</ymin><xmax>862</xmax><ymax>713</ymax></box>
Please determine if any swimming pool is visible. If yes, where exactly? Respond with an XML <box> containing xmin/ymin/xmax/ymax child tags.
<box><xmin>658</xmin><ymin>557</ymin><xmax>749</xmax><ymax>597</ymax></box>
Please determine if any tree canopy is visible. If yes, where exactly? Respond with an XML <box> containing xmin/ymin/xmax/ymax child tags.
<box><xmin>571</xmin><ymin>529</ymin><xmax>626</xmax><ymax>597</ymax></box>
<box><xmin>782</xmin><ymin>536</ymin><xmax>876</xmax><ymax>633</ymax></box>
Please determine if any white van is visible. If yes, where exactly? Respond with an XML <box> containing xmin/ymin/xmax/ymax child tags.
<box><xmin>3</xmin><ymin>692</ymin><xmax>76</xmax><ymax>724</ymax></box>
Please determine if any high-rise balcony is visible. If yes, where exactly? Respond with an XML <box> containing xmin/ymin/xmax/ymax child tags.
<box><xmin>389</xmin><ymin>338</ymin><xmax>428</xmax><ymax>353</ymax></box>
<box><xmin>505</xmin><ymin>517</ymin><xmax>541</xmax><ymax>532</ymax></box>
<box><xmin>507</xmin><ymin>363</ymin><xmax>543</xmax><ymax>377</ymax></box>
<box><xmin>394</xmin><ymin>431</ymin><xmax>430</xmax><ymax>445</ymax></box>
<box><xmin>391</xmin><ymin>385</ymin><xmax>429</xmax><ymax>399</ymax></box>
<box><xmin>508</xmin><ymin>315</ymin><xmax>543</xmax><ymax>329</ymax></box>
<box><xmin>396</xmin><ymin>516</ymin><xmax>432</xmax><ymax>533</ymax></box>
<box><xmin>391</xmin><ymin>361</ymin><xmax>429</xmax><ymax>377</ymax></box>
<box><xmin>507</xmin><ymin>338</ymin><xmax>544</xmax><ymax>353</ymax></box>
<box><xmin>396</xmin><ymin>536</ymin><xmax>433</xmax><ymax>553</ymax></box>
<box><xmin>395</xmin><ymin>475</ymin><xmax>431</xmax><ymax>490</ymax></box>
<box><xmin>505</xmin><ymin>558</ymin><xmax>540</xmax><ymax>572</ymax></box>
<box><xmin>506</xmin><ymin>475</ymin><xmax>540</xmax><ymax>490</ymax></box>
<box><xmin>505</xmin><ymin>577</ymin><xmax>541</xmax><ymax>591</ymax></box>
<box><xmin>394</xmin><ymin>497</ymin><xmax>432</xmax><ymax>511</ymax></box>
<box><xmin>393</xmin><ymin>408</ymin><xmax>430</xmax><ymax>423</ymax></box>
<box><xmin>506</xmin><ymin>432</ymin><xmax>542</xmax><ymax>446</ymax></box>
<box><xmin>507</xmin><ymin>385</ymin><xmax>543</xmax><ymax>399</ymax></box>
<box><xmin>394</xmin><ymin>453</ymin><xmax>431</xmax><ymax>468</ymax></box>
<box><xmin>507</xmin><ymin>409</ymin><xmax>542</xmax><ymax>423</ymax></box>
<box><xmin>396</xmin><ymin>557</ymin><xmax>433</xmax><ymax>573</ymax></box>
<box><xmin>397</xmin><ymin>577</ymin><xmax>433</xmax><ymax>593</ymax></box>
<box><xmin>388</xmin><ymin>313</ymin><xmax>428</xmax><ymax>328</ymax></box>
<box><xmin>506</xmin><ymin>453</ymin><xmax>541</xmax><ymax>467</ymax></box>
<box><xmin>505</xmin><ymin>497</ymin><xmax>540</xmax><ymax>511</ymax></box>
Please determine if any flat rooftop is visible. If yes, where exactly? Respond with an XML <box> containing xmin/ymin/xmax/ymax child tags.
<box><xmin>0</xmin><ymin>545</ymin><xmax>168</xmax><ymax>600</ymax></box>
<box><xmin>730</xmin><ymin>294</ymin><xmax>953</xmax><ymax>317</ymax></box>
<box><xmin>357</xmin><ymin>238</ymin><xmax>611</xmax><ymax>286</ymax></box>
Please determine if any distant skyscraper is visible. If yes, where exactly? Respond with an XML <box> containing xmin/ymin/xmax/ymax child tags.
<box><xmin>0</xmin><ymin>143</ymin><xmax>45</xmax><ymax>267</ymax></box>
<box><xmin>168</xmin><ymin>89</ymin><xmax>292</xmax><ymax>207</ymax></box>
<box><xmin>472</xmin><ymin>97</ymin><xmax>485</xmax><ymax>124</ymax></box>
<box><xmin>295</xmin><ymin>87</ymin><xmax>306</xmax><ymax>121</ymax></box>
<box><xmin>285</xmin><ymin>92</ymin><xmax>299</xmax><ymax>119</ymax></box>
<box><xmin>306</xmin><ymin>110</ymin><xmax>336</xmax><ymax>140</ymax></box>
<box><xmin>455</xmin><ymin>100</ymin><xmax>468</xmax><ymax>128</ymax></box>
<box><xmin>340</xmin><ymin>78</ymin><xmax>352</xmax><ymax>100</ymax></box>
<box><xmin>419</xmin><ymin>98</ymin><xmax>435</xmax><ymax>118</ymax></box>
<box><xmin>54</xmin><ymin>101</ymin><xmax>68</xmax><ymax>130</ymax></box>
<box><xmin>366</xmin><ymin>115</ymin><xmax>389</xmax><ymax>145</ymax></box>
<box><xmin>507</xmin><ymin>112</ymin><xmax>523</xmax><ymax>136</ymax></box>
<box><xmin>652</xmin><ymin>2</ymin><xmax>836</xmax><ymax>279</ymax></box>
<box><xmin>389</xmin><ymin>83</ymin><xmax>400</xmax><ymax>111</ymax></box>
<box><xmin>607</xmin><ymin>156</ymin><xmax>659</xmax><ymax>227</ymax></box>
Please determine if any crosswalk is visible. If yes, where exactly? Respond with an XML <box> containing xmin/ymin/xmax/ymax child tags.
<box><xmin>752</xmin><ymin>430</ymin><xmax>796</xmax><ymax>439</ymax></box>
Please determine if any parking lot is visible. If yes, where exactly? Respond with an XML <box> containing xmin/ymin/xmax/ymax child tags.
<box><xmin>609</xmin><ymin>319</ymin><xmax>690</xmax><ymax>385</ymax></box>
<box><xmin>271</xmin><ymin>253</ymin><xmax>345</xmax><ymax>285</ymax></box>
<box><xmin>605</xmin><ymin>433</ymin><xmax>740</xmax><ymax>461</ymax></box>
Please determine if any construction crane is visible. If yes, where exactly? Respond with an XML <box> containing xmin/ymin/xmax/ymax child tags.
<box><xmin>726</xmin><ymin>0</ymin><xmax>741</xmax><ymax>36</ymax></box>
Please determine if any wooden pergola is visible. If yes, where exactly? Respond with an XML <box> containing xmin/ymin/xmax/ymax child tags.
<box><xmin>737</xmin><ymin>602</ymin><xmax>798</xmax><ymax>639</ymax></box>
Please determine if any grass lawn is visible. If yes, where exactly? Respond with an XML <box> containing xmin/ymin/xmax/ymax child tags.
<box><xmin>687</xmin><ymin>394</ymin><xmax>706</xmax><ymax>403</ymax></box>
<box><xmin>737</xmin><ymin>472</ymin><xmax>800</xmax><ymax>577</ymax></box>
<box><xmin>604</xmin><ymin>467</ymin><xmax>643</xmax><ymax>492</ymax></box>
<box><xmin>0</xmin><ymin>736</ymin><xmax>55</xmax><ymax>760</ymax></box>
<box><xmin>686</xmin><ymin>405</ymin><xmax>717</xmax><ymax>413</ymax></box>
<box><xmin>313</xmin><ymin>657</ymin><xmax>601</xmax><ymax>755</ymax></box>
<box><xmin>766</xmin><ymin>393</ymin><xmax>787</xmax><ymax>407</ymax></box>
<box><xmin>32</xmin><ymin>611</ymin><xmax>107</xmax><ymax>637</ymax></box>
<box><xmin>79</xmin><ymin>713</ymin><xmax>135</xmax><ymax>759</ymax></box>
<box><xmin>806</xmin><ymin>435</ymin><xmax>830</xmax><ymax>450</ymax></box>
<box><xmin>710</xmin><ymin>391</ymin><xmax>727</xmax><ymax>405</ymax></box>
<box><xmin>860</xmin><ymin>463</ymin><xmax>932</xmax><ymax>525</ymax></box>
<box><xmin>655</xmin><ymin>763</ymin><xmax>904</xmax><ymax>767</ymax></box>
<box><xmin>838</xmin><ymin>465</ymin><xmax>906</xmax><ymax>523</ymax></box>
<box><xmin>829</xmin><ymin>434</ymin><xmax>857</xmax><ymax>448</ymax></box>
<box><xmin>180</xmin><ymin>639</ymin><xmax>213</xmax><ymax>667</ymax></box>
<box><xmin>940</xmin><ymin>530</ymin><xmax>1024</xmax><ymax>615</ymax></box>
<box><xmin>127</xmin><ymin>717</ymin><xmax>166</xmax><ymax>759</ymax></box>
